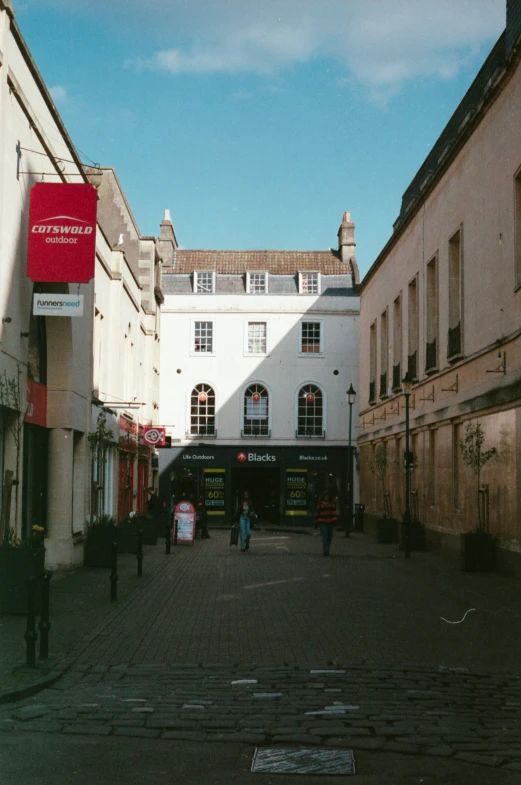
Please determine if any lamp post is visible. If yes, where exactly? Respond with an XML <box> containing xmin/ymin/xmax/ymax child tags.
<box><xmin>345</xmin><ymin>384</ymin><xmax>356</xmax><ymax>538</ymax></box>
<box><xmin>401</xmin><ymin>372</ymin><xmax>413</xmax><ymax>558</ymax></box>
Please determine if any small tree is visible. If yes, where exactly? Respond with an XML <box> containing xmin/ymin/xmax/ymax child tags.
<box><xmin>459</xmin><ymin>422</ymin><xmax>497</xmax><ymax>533</ymax></box>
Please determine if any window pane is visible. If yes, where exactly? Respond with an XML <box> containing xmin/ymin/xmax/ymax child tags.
<box><xmin>243</xmin><ymin>384</ymin><xmax>269</xmax><ymax>435</ymax></box>
<box><xmin>190</xmin><ymin>384</ymin><xmax>216</xmax><ymax>435</ymax></box>
<box><xmin>196</xmin><ymin>272</ymin><xmax>213</xmax><ymax>293</ymax></box>
<box><xmin>249</xmin><ymin>273</ymin><xmax>267</xmax><ymax>293</ymax></box>
<box><xmin>301</xmin><ymin>322</ymin><xmax>321</xmax><ymax>353</ymax></box>
<box><xmin>194</xmin><ymin>321</ymin><xmax>213</xmax><ymax>352</ymax></box>
<box><xmin>247</xmin><ymin>322</ymin><xmax>267</xmax><ymax>353</ymax></box>
<box><xmin>297</xmin><ymin>385</ymin><xmax>323</xmax><ymax>436</ymax></box>
<box><xmin>301</xmin><ymin>273</ymin><xmax>318</xmax><ymax>294</ymax></box>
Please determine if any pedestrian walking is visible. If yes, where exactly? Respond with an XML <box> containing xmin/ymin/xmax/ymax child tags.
<box><xmin>315</xmin><ymin>491</ymin><xmax>337</xmax><ymax>556</ymax></box>
<box><xmin>196</xmin><ymin>500</ymin><xmax>210</xmax><ymax>539</ymax></box>
<box><xmin>234</xmin><ymin>490</ymin><xmax>256</xmax><ymax>552</ymax></box>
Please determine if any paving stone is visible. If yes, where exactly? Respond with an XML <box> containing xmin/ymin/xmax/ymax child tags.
<box><xmin>62</xmin><ymin>724</ymin><xmax>112</xmax><ymax>736</ymax></box>
<box><xmin>345</xmin><ymin>737</ymin><xmax>384</xmax><ymax>751</ymax></box>
<box><xmin>161</xmin><ymin>730</ymin><xmax>206</xmax><ymax>741</ymax></box>
<box><xmin>384</xmin><ymin>742</ymin><xmax>422</xmax><ymax>754</ymax></box>
<box><xmin>18</xmin><ymin>720</ymin><xmax>64</xmax><ymax>733</ymax></box>
<box><xmin>309</xmin><ymin>726</ymin><xmax>370</xmax><ymax>737</ymax></box>
<box><xmin>146</xmin><ymin>718</ymin><xmax>197</xmax><ymax>729</ymax></box>
<box><xmin>114</xmin><ymin>727</ymin><xmax>161</xmax><ymax>738</ymax></box>
<box><xmin>425</xmin><ymin>744</ymin><xmax>454</xmax><ymax>757</ymax></box>
<box><xmin>0</xmin><ymin>719</ymin><xmax>18</xmax><ymax>731</ymax></box>
<box><xmin>271</xmin><ymin>734</ymin><xmax>322</xmax><ymax>744</ymax></box>
<box><xmin>453</xmin><ymin>752</ymin><xmax>506</xmax><ymax>767</ymax></box>
<box><xmin>11</xmin><ymin>706</ymin><xmax>50</xmax><ymax>721</ymax></box>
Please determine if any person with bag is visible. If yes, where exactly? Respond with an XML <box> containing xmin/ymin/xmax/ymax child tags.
<box><xmin>233</xmin><ymin>490</ymin><xmax>256</xmax><ymax>552</ymax></box>
<box><xmin>315</xmin><ymin>491</ymin><xmax>337</xmax><ymax>556</ymax></box>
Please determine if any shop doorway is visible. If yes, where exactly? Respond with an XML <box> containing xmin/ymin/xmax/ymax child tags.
<box><xmin>232</xmin><ymin>467</ymin><xmax>280</xmax><ymax>524</ymax></box>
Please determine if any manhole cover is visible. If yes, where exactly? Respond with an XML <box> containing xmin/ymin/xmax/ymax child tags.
<box><xmin>251</xmin><ymin>747</ymin><xmax>355</xmax><ymax>775</ymax></box>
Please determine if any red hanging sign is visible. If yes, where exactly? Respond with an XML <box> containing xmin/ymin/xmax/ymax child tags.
<box><xmin>252</xmin><ymin>392</ymin><xmax>261</xmax><ymax>403</ymax></box>
<box><xmin>27</xmin><ymin>183</ymin><xmax>97</xmax><ymax>283</ymax></box>
<box><xmin>198</xmin><ymin>392</ymin><xmax>208</xmax><ymax>402</ymax></box>
<box><xmin>143</xmin><ymin>427</ymin><xmax>166</xmax><ymax>446</ymax></box>
<box><xmin>306</xmin><ymin>392</ymin><xmax>315</xmax><ymax>404</ymax></box>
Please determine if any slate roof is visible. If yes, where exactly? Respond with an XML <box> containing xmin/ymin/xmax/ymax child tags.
<box><xmin>165</xmin><ymin>249</ymin><xmax>350</xmax><ymax>275</ymax></box>
<box><xmin>162</xmin><ymin>273</ymin><xmax>355</xmax><ymax>296</ymax></box>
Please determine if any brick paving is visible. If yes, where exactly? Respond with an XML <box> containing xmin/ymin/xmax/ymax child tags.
<box><xmin>1</xmin><ymin>528</ymin><xmax>521</xmax><ymax>772</ymax></box>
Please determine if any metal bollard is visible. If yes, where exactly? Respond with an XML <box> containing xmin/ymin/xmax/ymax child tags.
<box><xmin>137</xmin><ymin>529</ymin><xmax>143</xmax><ymax>577</ymax></box>
<box><xmin>110</xmin><ymin>541</ymin><xmax>118</xmax><ymax>601</ymax></box>
<box><xmin>174</xmin><ymin>518</ymin><xmax>178</xmax><ymax>546</ymax></box>
<box><xmin>25</xmin><ymin>576</ymin><xmax>38</xmax><ymax>667</ymax></box>
<box><xmin>38</xmin><ymin>570</ymin><xmax>52</xmax><ymax>660</ymax></box>
<box><xmin>166</xmin><ymin>520</ymin><xmax>172</xmax><ymax>554</ymax></box>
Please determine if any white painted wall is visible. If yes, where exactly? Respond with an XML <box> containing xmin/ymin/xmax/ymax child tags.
<box><xmin>160</xmin><ymin>292</ymin><xmax>360</xmax><ymax>446</ymax></box>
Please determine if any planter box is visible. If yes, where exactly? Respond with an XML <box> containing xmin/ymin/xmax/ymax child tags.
<box><xmin>117</xmin><ymin>522</ymin><xmax>139</xmax><ymax>554</ymax></box>
<box><xmin>399</xmin><ymin>520</ymin><xmax>426</xmax><ymax>552</ymax></box>
<box><xmin>0</xmin><ymin>547</ymin><xmax>45</xmax><ymax>615</ymax></box>
<box><xmin>461</xmin><ymin>532</ymin><xmax>496</xmax><ymax>572</ymax></box>
<box><xmin>377</xmin><ymin>517</ymin><xmax>398</xmax><ymax>544</ymax></box>
<box><xmin>84</xmin><ymin>527</ymin><xmax>117</xmax><ymax>568</ymax></box>
<box><xmin>135</xmin><ymin>517</ymin><xmax>158</xmax><ymax>546</ymax></box>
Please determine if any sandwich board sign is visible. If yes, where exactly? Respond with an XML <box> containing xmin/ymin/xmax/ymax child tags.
<box><xmin>173</xmin><ymin>500</ymin><xmax>195</xmax><ymax>545</ymax></box>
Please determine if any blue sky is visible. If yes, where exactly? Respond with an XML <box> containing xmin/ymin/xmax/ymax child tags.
<box><xmin>14</xmin><ymin>1</ymin><xmax>505</xmax><ymax>277</ymax></box>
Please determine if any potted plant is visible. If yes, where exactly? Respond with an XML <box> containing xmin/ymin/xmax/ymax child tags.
<box><xmin>117</xmin><ymin>511</ymin><xmax>139</xmax><ymax>554</ymax></box>
<box><xmin>84</xmin><ymin>514</ymin><xmax>117</xmax><ymax>567</ymax></box>
<box><xmin>372</xmin><ymin>444</ymin><xmax>398</xmax><ymax>543</ymax></box>
<box><xmin>0</xmin><ymin>525</ymin><xmax>45</xmax><ymax>614</ymax></box>
<box><xmin>459</xmin><ymin>421</ymin><xmax>497</xmax><ymax>571</ymax></box>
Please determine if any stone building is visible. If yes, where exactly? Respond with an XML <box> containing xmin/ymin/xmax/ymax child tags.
<box><xmin>158</xmin><ymin>213</ymin><xmax>360</xmax><ymax>527</ymax></box>
<box><xmin>358</xmin><ymin>0</ymin><xmax>521</xmax><ymax>571</ymax></box>
<box><xmin>0</xmin><ymin>1</ymin><xmax>162</xmax><ymax>568</ymax></box>
<box><xmin>89</xmin><ymin>168</ymin><xmax>163</xmax><ymax>525</ymax></box>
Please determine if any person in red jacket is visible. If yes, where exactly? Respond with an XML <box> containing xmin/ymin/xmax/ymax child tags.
<box><xmin>315</xmin><ymin>491</ymin><xmax>337</xmax><ymax>556</ymax></box>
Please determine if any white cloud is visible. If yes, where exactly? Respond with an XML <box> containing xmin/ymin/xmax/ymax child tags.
<box><xmin>22</xmin><ymin>0</ymin><xmax>506</xmax><ymax>99</ymax></box>
<box><xmin>49</xmin><ymin>84</ymin><xmax>67</xmax><ymax>102</ymax></box>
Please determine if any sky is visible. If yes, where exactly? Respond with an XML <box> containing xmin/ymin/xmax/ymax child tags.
<box><xmin>13</xmin><ymin>0</ymin><xmax>505</xmax><ymax>277</ymax></box>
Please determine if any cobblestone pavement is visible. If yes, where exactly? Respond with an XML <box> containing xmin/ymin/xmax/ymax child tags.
<box><xmin>1</xmin><ymin>663</ymin><xmax>521</xmax><ymax>772</ymax></box>
<box><xmin>1</xmin><ymin>530</ymin><xmax>521</xmax><ymax>774</ymax></box>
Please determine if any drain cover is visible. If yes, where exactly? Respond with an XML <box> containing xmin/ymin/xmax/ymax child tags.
<box><xmin>251</xmin><ymin>747</ymin><xmax>355</xmax><ymax>775</ymax></box>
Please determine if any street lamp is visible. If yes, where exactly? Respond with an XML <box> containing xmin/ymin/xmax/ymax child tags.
<box><xmin>401</xmin><ymin>372</ymin><xmax>413</xmax><ymax>558</ymax></box>
<box><xmin>345</xmin><ymin>384</ymin><xmax>356</xmax><ymax>538</ymax></box>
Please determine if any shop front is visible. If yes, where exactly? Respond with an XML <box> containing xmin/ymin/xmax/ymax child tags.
<box><xmin>159</xmin><ymin>445</ymin><xmax>350</xmax><ymax>527</ymax></box>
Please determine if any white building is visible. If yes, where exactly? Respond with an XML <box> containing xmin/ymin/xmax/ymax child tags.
<box><xmin>158</xmin><ymin>213</ymin><xmax>360</xmax><ymax>526</ymax></box>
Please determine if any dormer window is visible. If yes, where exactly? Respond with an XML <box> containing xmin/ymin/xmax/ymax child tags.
<box><xmin>299</xmin><ymin>272</ymin><xmax>320</xmax><ymax>295</ymax></box>
<box><xmin>194</xmin><ymin>270</ymin><xmax>215</xmax><ymax>294</ymax></box>
<box><xmin>246</xmin><ymin>271</ymin><xmax>268</xmax><ymax>294</ymax></box>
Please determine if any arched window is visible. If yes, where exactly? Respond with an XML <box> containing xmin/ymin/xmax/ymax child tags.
<box><xmin>243</xmin><ymin>383</ymin><xmax>269</xmax><ymax>436</ymax></box>
<box><xmin>190</xmin><ymin>384</ymin><xmax>216</xmax><ymax>436</ymax></box>
<box><xmin>297</xmin><ymin>384</ymin><xmax>324</xmax><ymax>437</ymax></box>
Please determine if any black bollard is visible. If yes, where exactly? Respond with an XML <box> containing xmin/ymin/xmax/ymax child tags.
<box><xmin>137</xmin><ymin>529</ymin><xmax>143</xmax><ymax>577</ymax></box>
<box><xmin>173</xmin><ymin>518</ymin><xmax>178</xmax><ymax>546</ymax></box>
<box><xmin>25</xmin><ymin>576</ymin><xmax>38</xmax><ymax>667</ymax></box>
<box><xmin>110</xmin><ymin>541</ymin><xmax>118</xmax><ymax>601</ymax></box>
<box><xmin>38</xmin><ymin>570</ymin><xmax>52</xmax><ymax>660</ymax></box>
<box><xmin>166</xmin><ymin>520</ymin><xmax>172</xmax><ymax>554</ymax></box>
